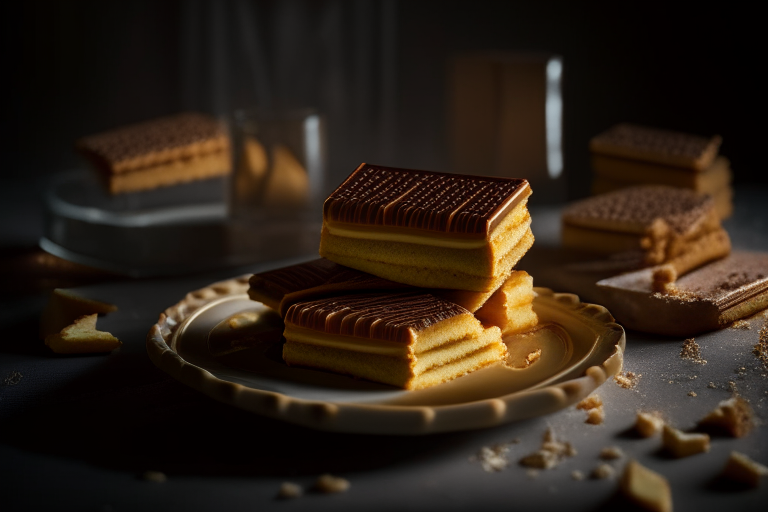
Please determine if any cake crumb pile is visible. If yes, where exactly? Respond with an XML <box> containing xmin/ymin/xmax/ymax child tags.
<box><xmin>754</xmin><ymin>320</ymin><xmax>768</xmax><ymax>371</ymax></box>
<box><xmin>680</xmin><ymin>338</ymin><xmax>707</xmax><ymax>364</ymax></box>
<box><xmin>576</xmin><ymin>395</ymin><xmax>605</xmax><ymax>425</ymax></box>
<box><xmin>614</xmin><ymin>371</ymin><xmax>641</xmax><ymax>389</ymax></box>
<box><xmin>519</xmin><ymin>429</ymin><xmax>577</xmax><ymax>469</ymax></box>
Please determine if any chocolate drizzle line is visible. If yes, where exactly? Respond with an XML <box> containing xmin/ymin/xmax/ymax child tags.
<box><xmin>250</xmin><ymin>259</ymin><xmax>401</xmax><ymax>297</ymax></box>
<box><xmin>284</xmin><ymin>293</ymin><xmax>468</xmax><ymax>344</ymax></box>
<box><xmin>324</xmin><ymin>164</ymin><xmax>529</xmax><ymax>236</ymax></box>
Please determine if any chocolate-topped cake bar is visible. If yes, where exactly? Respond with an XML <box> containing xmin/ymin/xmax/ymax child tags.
<box><xmin>562</xmin><ymin>185</ymin><xmax>730</xmax><ymax>287</ymax></box>
<box><xmin>248</xmin><ymin>258</ymin><xmax>537</xmax><ymax>334</ymax></box>
<box><xmin>589</xmin><ymin>123</ymin><xmax>733</xmax><ymax>218</ymax></box>
<box><xmin>282</xmin><ymin>292</ymin><xmax>506</xmax><ymax>390</ymax></box>
<box><xmin>319</xmin><ymin>163</ymin><xmax>534</xmax><ymax>292</ymax></box>
<box><xmin>77</xmin><ymin>112</ymin><xmax>230</xmax><ymax>194</ymax></box>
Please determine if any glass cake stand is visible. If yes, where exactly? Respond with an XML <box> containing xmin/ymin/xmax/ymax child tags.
<box><xmin>40</xmin><ymin>170</ymin><xmax>320</xmax><ymax>277</ymax></box>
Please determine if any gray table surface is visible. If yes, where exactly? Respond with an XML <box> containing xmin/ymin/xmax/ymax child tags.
<box><xmin>2</xmin><ymin>180</ymin><xmax>767</xmax><ymax>512</ymax></box>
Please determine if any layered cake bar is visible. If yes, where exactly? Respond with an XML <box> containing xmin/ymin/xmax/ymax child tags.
<box><xmin>589</xmin><ymin>123</ymin><xmax>722</xmax><ymax>171</ymax></box>
<box><xmin>249</xmin><ymin>259</ymin><xmax>538</xmax><ymax>335</ymax></box>
<box><xmin>248</xmin><ymin>258</ymin><xmax>411</xmax><ymax>316</ymax></box>
<box><xmin>319</xmin><ymin>163</ymin><xmax>534</xmax><ymax>292</ymax></box>
<box><xmin>282</xmin><ymin>292</ymin><xmax>507</xmax><ymax>389</ymax></box>
<box><xmin>562</xmin><ymin>186</ymin><xmax>731</xmax><ymax>287</ymax></box>
<box><xmin>77</xmin><ymin>112</ymin><xmax>230</xmax><ymax>194</ymax></box>
<box><xmin>589</xmin><ymin>123</ymin><xmax>733</xmax><ymax>218</ymax></box>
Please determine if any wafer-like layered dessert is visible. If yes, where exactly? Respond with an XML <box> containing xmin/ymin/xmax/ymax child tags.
<box><xmin>77</xmin><ymin>112</ymin><xmax>230</xmax><ymax>194</ymax></box>
<box><xmin>563</xmin><ymin>185</ymin><xmax>731</xmax><ymax>288</ymax></box>
<box><xmin>282</xmin><ymin>292</ymin><xmax>506</xmax><ymax>390</ymax></box>
<box><xmin>319</xmin><ymin>163</ymin><xmax>533</xmax><ymax>292</ymax></box>
<box><xmin>248</xmin><ymin>259</ymin><xmax>537</xmax><ymax>335</ymax></box>
<box><xmin>589</xmin><ymin>124</ymin><xmax>732</xmax><ymax>218</ymax></box>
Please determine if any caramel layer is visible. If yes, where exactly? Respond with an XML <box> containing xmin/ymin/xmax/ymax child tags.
<box><xmin>283</xmin><ymin>293</ymin><xmax>469</xmax><ymax>344</ymax></box>
<box><xmin>324</xmin><ymin>163</ymin><xmax>530</xmax><ymax>238</ymax></box>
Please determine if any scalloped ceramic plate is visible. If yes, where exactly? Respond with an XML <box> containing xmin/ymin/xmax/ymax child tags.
<box><xmin>147</xmin><ymin>276</ymin><xmax>625</xmax><ymax>435</ymax></box>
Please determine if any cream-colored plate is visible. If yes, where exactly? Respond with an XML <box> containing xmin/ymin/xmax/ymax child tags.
<box><xmin>147</xmin><ymin>276</ymin><xmax>625</xmax><ymax>435</ymax></box>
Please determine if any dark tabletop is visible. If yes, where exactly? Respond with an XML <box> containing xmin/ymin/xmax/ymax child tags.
<box><xmin>2</xmin><ymin>179</ymin><xmax>767</xmax><ymax>512</ymax></box>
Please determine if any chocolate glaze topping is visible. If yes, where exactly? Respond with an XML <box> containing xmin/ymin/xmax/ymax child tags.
<box><xmin>324</xmin><ymin>164</ymin><xmax>529</xmax><ymax>236</ymax></box>
<box><xmin>77</xmin><ymin>112</ymin><xmax>226</xmax><ymax>164</ymax></box>
<box><xmin>284</xmin><ymin>292</ymin><xmax>469</xmax><ymax>344</ymax></box>
<box><xmin>563</xmin><ymin>186</ymin><xmax>713</xmax><ymax>234</ymax></box>
<box><xmin>591</xmin><ymin>123</ymin><xmax>721</xmax><ymax>160</ymax></box>
<box><xmin>250</xmin><ymin>259</ymin><xmax>404</xmax><ymax>297</ymax></box>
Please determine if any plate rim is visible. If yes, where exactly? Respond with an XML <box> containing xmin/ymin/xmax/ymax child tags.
<box><xmin>146</xmin><ymin>275</ymin><xmax>626</xmax><ymax>435</ymax></box>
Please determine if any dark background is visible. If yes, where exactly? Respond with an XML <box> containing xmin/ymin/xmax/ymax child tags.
<box><xmin>5</xmin><ymin>0</ymin><xmax>764</xmax><ymax>200</ymax></box>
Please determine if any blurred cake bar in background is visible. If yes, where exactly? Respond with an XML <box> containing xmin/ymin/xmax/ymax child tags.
<box><xmin>320</xmin><ymin>163</ymin><xmax>534</xmax><ymax>292</ymax></box>
<box><xmin>589</xmin><ymin>123</ymin><xmax>733</xmax><ymax>218</ymax></box>
<box><xmin>282</xmin><ymin>292</ymin><xmax>507</xmax><ymax>390</ymax></box>
<box><xmin>562</xmin><ymin>186</ymin><xmax>731</xmax><ymax>288</ymax></box>
<box><xmin>77</xmin><ymin>112</ymin><xmax>230</xmax><ymax>194</ymax></box>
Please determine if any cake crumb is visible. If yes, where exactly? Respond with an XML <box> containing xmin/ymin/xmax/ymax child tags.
<box><xmin>688</xmin><ymin>391</ymin><xmax>697</xmax><ymax>397</ymax></box>
<box><xmin>600</xmin><ymin>446</ymin><xmax>624</xmax><ymax>460</ymax></box>
<box><xmin>698</xmin><ymin>396</ymin><xmax>754</xmax><ymax>438</ymax></box>
<box><xmin>591</xmin><ymin>463</ymin><xmax>615</xmax><ymax>479</ymax></box>
<box><xmin>730</xmin><ymin>320</ymin><xmax>751</xmax><ymax>330</ymax></box>
<box><xmin>727</xmin><ymin>381</ymin><xmax>738</xmax><ymax>393</ymax></box>
<box><xmin>474</xmin><ymin>444</ymin><xmax>512</xmax><ymax>472</ymax></box>
<box><xmin>680</xmin><ymin>338</ymin><xmax>706</xmax><ymax>364</ymax></box>
<box><xmin>636</xmin><ymin>411</ymin><xmax>664</xmax><ymax>438</ymax></box>
<box><xmin>614</xmin><ymin>371</ymin><xmax>641</xmax><ymax>389</ymax></box>
<box><xmin>519</xmin><ymin>429</ymin><xmax>577</xmax><ymax>470</ymax></box>
<box><xmin>585</xmin><ymin>406</ymin><xmax>605</xmax><ymax>425</ymax></box>
<box><xmin>708</xmin><ymin>382</ymin><xmax>717</xmax><ymax>389</ymax></box>
<box><xmin>525</xmin><ymin>349</ymin><xmax>542</xmax><ymax>367</ymax></box>
<box><xmin>620</xmin><ymin>460</ymin><xmax>672</xmax><ymax>512</ymax></box>
<box><xmin>577</xmin><ymin>395</ymin><xmax>605</xmax><ymax>425</ymax></box>
<box><xmin>277</xmin><ymin>482</ymin><xmax>303</xmax><ymax>499</ymax></box>
<box><xmin>720</xmin><ymin>452</ymin><xmax>768</xmax><ymax>488</ymax></box>
<box><xmin>571</xmin><ymin>470</ymin><xmax>585</xmax><ymax>481</ymax></box>
<box><xmin>576</xmin><ymin>395</ymin><xmax>603</xmax><ymax>410</ymax></box>
<box><xmin>662</xmin><ymin>425</ymin><xmax>710</xmax><ymax>458</ymax></box>
<box><xmin>3</xmin><ymin>371</ymin><xmax>22</xmax><ymax>386</ymax></box>
<box><xmin>314</xmin><ymin>474</ymin><xmax>350</xmax><ymax>494</ymax></box>
<box><xmin>140</xmin><ymin>471</ymin><xmax>167</xmax><ymax>483</ymax></box>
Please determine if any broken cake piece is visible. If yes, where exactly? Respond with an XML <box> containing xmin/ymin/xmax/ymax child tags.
<box><xmin>698</xmin><ymin>396</ymin><xmax>755</xmax><ymax>438</ymax></box>
<box><xmin>474</xmin><ymin>270</ymin><xmax>537</xmax><ymax>335</ymax></box>
<box><xmin>45</xmin><ymin>314</ymin><xmax>122</xmax><ymax>354</ymax></box>
<box><xmin>319</xmin><ymin>163</ymin><xmax>533</xmax><ymax>292</ymax></box>
<box><xmin>39</xmin><ymin>288</ymin><xmax>118</xmax><ymax>340</ymax></box>
<box><xmin>620</xmin><ymin>460</ymin><xmax>672</xmax><ymax>512</ymax></box>
<box><xmin>282</xmin><ymin>292</ymin><xmax>506</xmax><ymax>390</ymax></box>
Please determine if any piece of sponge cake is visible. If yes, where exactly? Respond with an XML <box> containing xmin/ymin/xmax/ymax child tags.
<box><xmin>282</xmin><ymin>292</ymin><xmax>506</xmax><ymax>390</ymax></box>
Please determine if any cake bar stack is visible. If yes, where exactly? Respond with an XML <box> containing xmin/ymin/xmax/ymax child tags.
<box><xmin>589</xmin><ymin>124</ymin><xmax>733</xmax><ymax>218</ymax></box>
<box><xmin>250</xmin><ymin>163</ymin><xmax>538</xmax><ymax>389</ymax></box>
